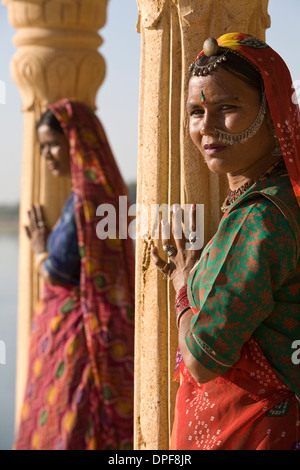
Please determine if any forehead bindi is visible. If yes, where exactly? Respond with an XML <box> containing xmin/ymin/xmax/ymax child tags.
<box><xmin>188</xmin><ymin>72</ymin><xmax>259</xmax><ymax>109</ymax></box>
<box><xmin>190</xmin><ymin>68</ymin><xmax>261</xmax><ymax>102</ymax></box>
<box><xmin>187</xmin><ymin>85</ymin><xmax>238</xmax><ymax>110</ymax></box>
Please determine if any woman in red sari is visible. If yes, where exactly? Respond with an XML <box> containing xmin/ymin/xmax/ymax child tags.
<box><xmin>152</xmin><ymin>33</ymin><xmax>300</xmax><ymax>450</ymax></box>
<box><xmin>15</xmin><ymin>99</ymin><xmax>135</xmax><ymax>450</ymax></box>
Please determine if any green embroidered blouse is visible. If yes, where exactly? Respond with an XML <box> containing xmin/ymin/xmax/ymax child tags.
<box><xmin>186</xmin><ymin>171</ymin><xmax>300</xmax><ymax>397</ymax></box>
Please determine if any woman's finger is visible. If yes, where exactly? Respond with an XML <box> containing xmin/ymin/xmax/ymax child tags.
<box><xmin>161</xmin><ymin>220</ymin><xmax>170</xmax><ymax>248</ymax></box>
<box><xmin>151</xmin><ymin>245</ymin><xmax>166</xmax><ymax>268</ymax></box>
<box><xmin>28</xmin><ymin>206</ymin><xmax>37</xmax><ymax>229</ymax></box>
<box><xmin>171</xmin><ymin>205</ymin><xmax>185</xmax><ymax>251</ymax></box>
<box><xmin>161</xmin><ymin>219</ymin><xmax>178</xmax><ymax>259</ymax></box>
<box><xmin>32</xmin><ymin>205</ymin><xmax>40</xmax><ymax>224</ymax></box>
<box><xmin>34</xmin><ymin>204</ymin><xmax>47</xmax><ymax>230</ymax></box>
<box><xmin>35</xmin><ymin>204</ymin><xmax>44</xmax><ymax>223</ymax></box>
<box><xmin>188</xmin><ymin>204</ymin><xmax>203</xmax><ymax>250</ymax></box>
<box><xmin>24</xmin><ymin>226</ymin><xmax>31</xmax><ymax>239</ymax></box>
<box><xmin>189</xmin><ymin>204</ymin><xmax>197</xmax><ymax>233</ymax></box>
<box><xmin>151</xmin><ymin>246</ymin><xmax>171</xmax><ymax>278</ymax></box>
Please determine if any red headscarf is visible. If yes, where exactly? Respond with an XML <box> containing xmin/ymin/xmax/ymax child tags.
<box><xmin>195</xmin><ymin>32</ymin><xmax>300</xmax><ymax>206</ymax></box>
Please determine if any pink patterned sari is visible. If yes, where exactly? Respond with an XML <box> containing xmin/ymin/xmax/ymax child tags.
<box><xmin>15</xmin><ymin>100</ymin><xmax>135</xmax><ymax>450</ymax></box>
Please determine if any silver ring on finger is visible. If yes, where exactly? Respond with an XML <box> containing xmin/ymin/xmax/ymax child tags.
<box><xmin>167</xmin><ymin>246</ymin><xmax>177</xmax><ymax>257</ymax></box>
<box><xmin>158</xmin><ymin>262</ymin><xmax>170</xmax><ymax>280</ymax></box>
<box><xmin>163</xmin><ymin>244</ymin><xmax>177</xmax><ymax>257</ymax></box>
<box><xmin>189</xmin><ymin>232</ymin><xmax>197</xmax><ymax>244</ymax></box>
<box><xmin>37</xmin><ymin>220</ymin><xmax>46</xmax><ymax>228</ymax></box>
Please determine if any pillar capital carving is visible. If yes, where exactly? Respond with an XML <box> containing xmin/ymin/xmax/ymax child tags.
<box><xmin>136</xmin><ymin>0</ymin><xmax>169</xmax><ymax>31</ymax></box>
<box><xmin>175</xmin><ymin>0</ymin><xmax>270</xmax><ymax>32</ymax></box>
<box><xmin>4</xmin><ymin>0</ymin><xmax>108</xmax><ymax>111</ymax></box>
<box><xmin>137</xmin><ymin>0</ymin><xmax>270</xmax><ymax>34</ymax></box>
<box><xmin>3</xmin><ymin>0</ymin><xmax>108</xmax><ymax>30</ymax></box>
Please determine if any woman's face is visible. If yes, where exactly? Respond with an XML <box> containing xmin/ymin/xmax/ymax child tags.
<box><xmin>187</xmin><ymin>68</ymin><xmax>274</xmax><ymax>181</ymax></box>
<box><xmin>37</xmin><ymin>124</ymin><xmax>70</xmax><ymax>177</ymax></box>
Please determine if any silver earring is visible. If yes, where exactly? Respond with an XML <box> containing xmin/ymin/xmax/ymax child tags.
<box><xmin>272</xmin><ymin>131</ymin><xmax>282</xmax><ymax>157</ymax></box>
<box><xmin>213</xmin><ymin>93</ymin><xmax>267</xmax><ymax>145</ymax></box>
<box><xmin>267</xmin><ymin>120</ymin><xmax>282</xmax><ymax>157</ymax></box>
<box><xmin>272</xmin><ymin>142</ymin><xmax>282</xmax><ymax>157</ymax></box>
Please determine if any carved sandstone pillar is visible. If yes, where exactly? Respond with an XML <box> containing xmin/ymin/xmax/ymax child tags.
<box><xmin>135</xmin><ymin>0</ymin><xmax>270</xmax><ymax>450</ymax></box>
<box><xmin>3</xmin><ymin>0</ymin><xmax>109</xmax><ymax>426</ymax></box>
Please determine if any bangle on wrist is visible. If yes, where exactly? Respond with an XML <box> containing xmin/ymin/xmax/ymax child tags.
<box><xmin>176</xmin><ymin>307</ymin><xmax>190</xmax><ymax>328</ymax></box>
<box><xmin>175</xmin><ymin>285</ymin><xmax>190</xmax><ymax>328</ymax></box>
<box><xmin>35</xmin><ymin>251</ymin><xmax>49</xmax><ymax>271</ymax></box>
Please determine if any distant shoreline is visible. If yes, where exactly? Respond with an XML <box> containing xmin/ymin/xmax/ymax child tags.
<box><xmin>0</xmin><ymin>216</ymin><xmax>19</xmax><ymax>235</ymax></box>
<box><xmin>0</xmin><ymin>181</ymin><xmax>136</xmax><ymax>236</ymax></box>
<box><xmin>0</xmin><ymin>204</ymin><xmax>19</xmax><ymax>235</ymax></box>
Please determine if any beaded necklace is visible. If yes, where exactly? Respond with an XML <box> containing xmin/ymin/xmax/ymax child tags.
<box><xmin>221</xmin><ymin>158</ymin><xmax>284</xmax><ymax>213</ymax></box>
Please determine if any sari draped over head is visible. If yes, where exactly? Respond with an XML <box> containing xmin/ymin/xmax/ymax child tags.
<box><xmin>171</xmin><ymin>33</ymin><xmax>300</xmax><ymax>451</ymax></box>
<box><xmin>199</xmin><ymin>32</ymin><xmax>300</xmax><ymax>206</ymax></box>
<box><xmin>15</xmin><ymin>99</ymin><xmax>135</xmax><ymax>450</ymax></box>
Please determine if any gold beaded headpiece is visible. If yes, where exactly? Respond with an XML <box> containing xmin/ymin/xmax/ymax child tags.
<box><xmin>189</xmin><ymin>38</ymin><xmax>229</xmax><ymax>76</ymax></box>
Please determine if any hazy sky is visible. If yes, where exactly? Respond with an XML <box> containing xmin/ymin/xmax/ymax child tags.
<box><xmin>0</xmin><ymin>0</ymin><xmax>300</xmax><ymax>205</ymax></box>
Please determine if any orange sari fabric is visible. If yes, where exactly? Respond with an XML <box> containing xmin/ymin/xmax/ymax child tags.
<box><xmin>171</xmin><ymin>336</ymin><xmax>299</xmax><ymax>450</ymax></box>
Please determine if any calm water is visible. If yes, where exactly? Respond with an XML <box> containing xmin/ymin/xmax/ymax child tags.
<box><xmin>0</xmin><ymin>234</ymin><xmax>18</xmax><ymax>450</ymax></box>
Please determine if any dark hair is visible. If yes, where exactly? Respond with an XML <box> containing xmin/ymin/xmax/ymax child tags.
<box><xmin>36</xmin><ymin>108</ymin><xmax>64</xmax><ymax>134</ymax></box>
<box><xmin>190</xmin><ymin>48</ymin><xmax>264</xmax><ymax>98</ymax></box>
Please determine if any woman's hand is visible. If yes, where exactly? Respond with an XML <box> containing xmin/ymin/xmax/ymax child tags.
<box><xmin>25</xmin><ymin>204</ymin><xmax>65</xmax><ymax>287</ymax></box>
<box><xmin>151</xmin><ymin>204</ymin><xmax>218</xmax><ymax>383</ymax></box>
<box><xmin>25</xmin><ymin>204</ymin><xmax>49</xmax><ymax>254</ymax></box>
<box><xmin>151</xmin><ymin>204</ymin><xmax>202</xmax><ymax>292</ymax></box>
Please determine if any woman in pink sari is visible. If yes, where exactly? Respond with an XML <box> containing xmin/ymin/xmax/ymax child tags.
<box><xmin>15</xmin><ymin>99</ymin><xmax>135</xmax><ymax>450</ymax></box>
